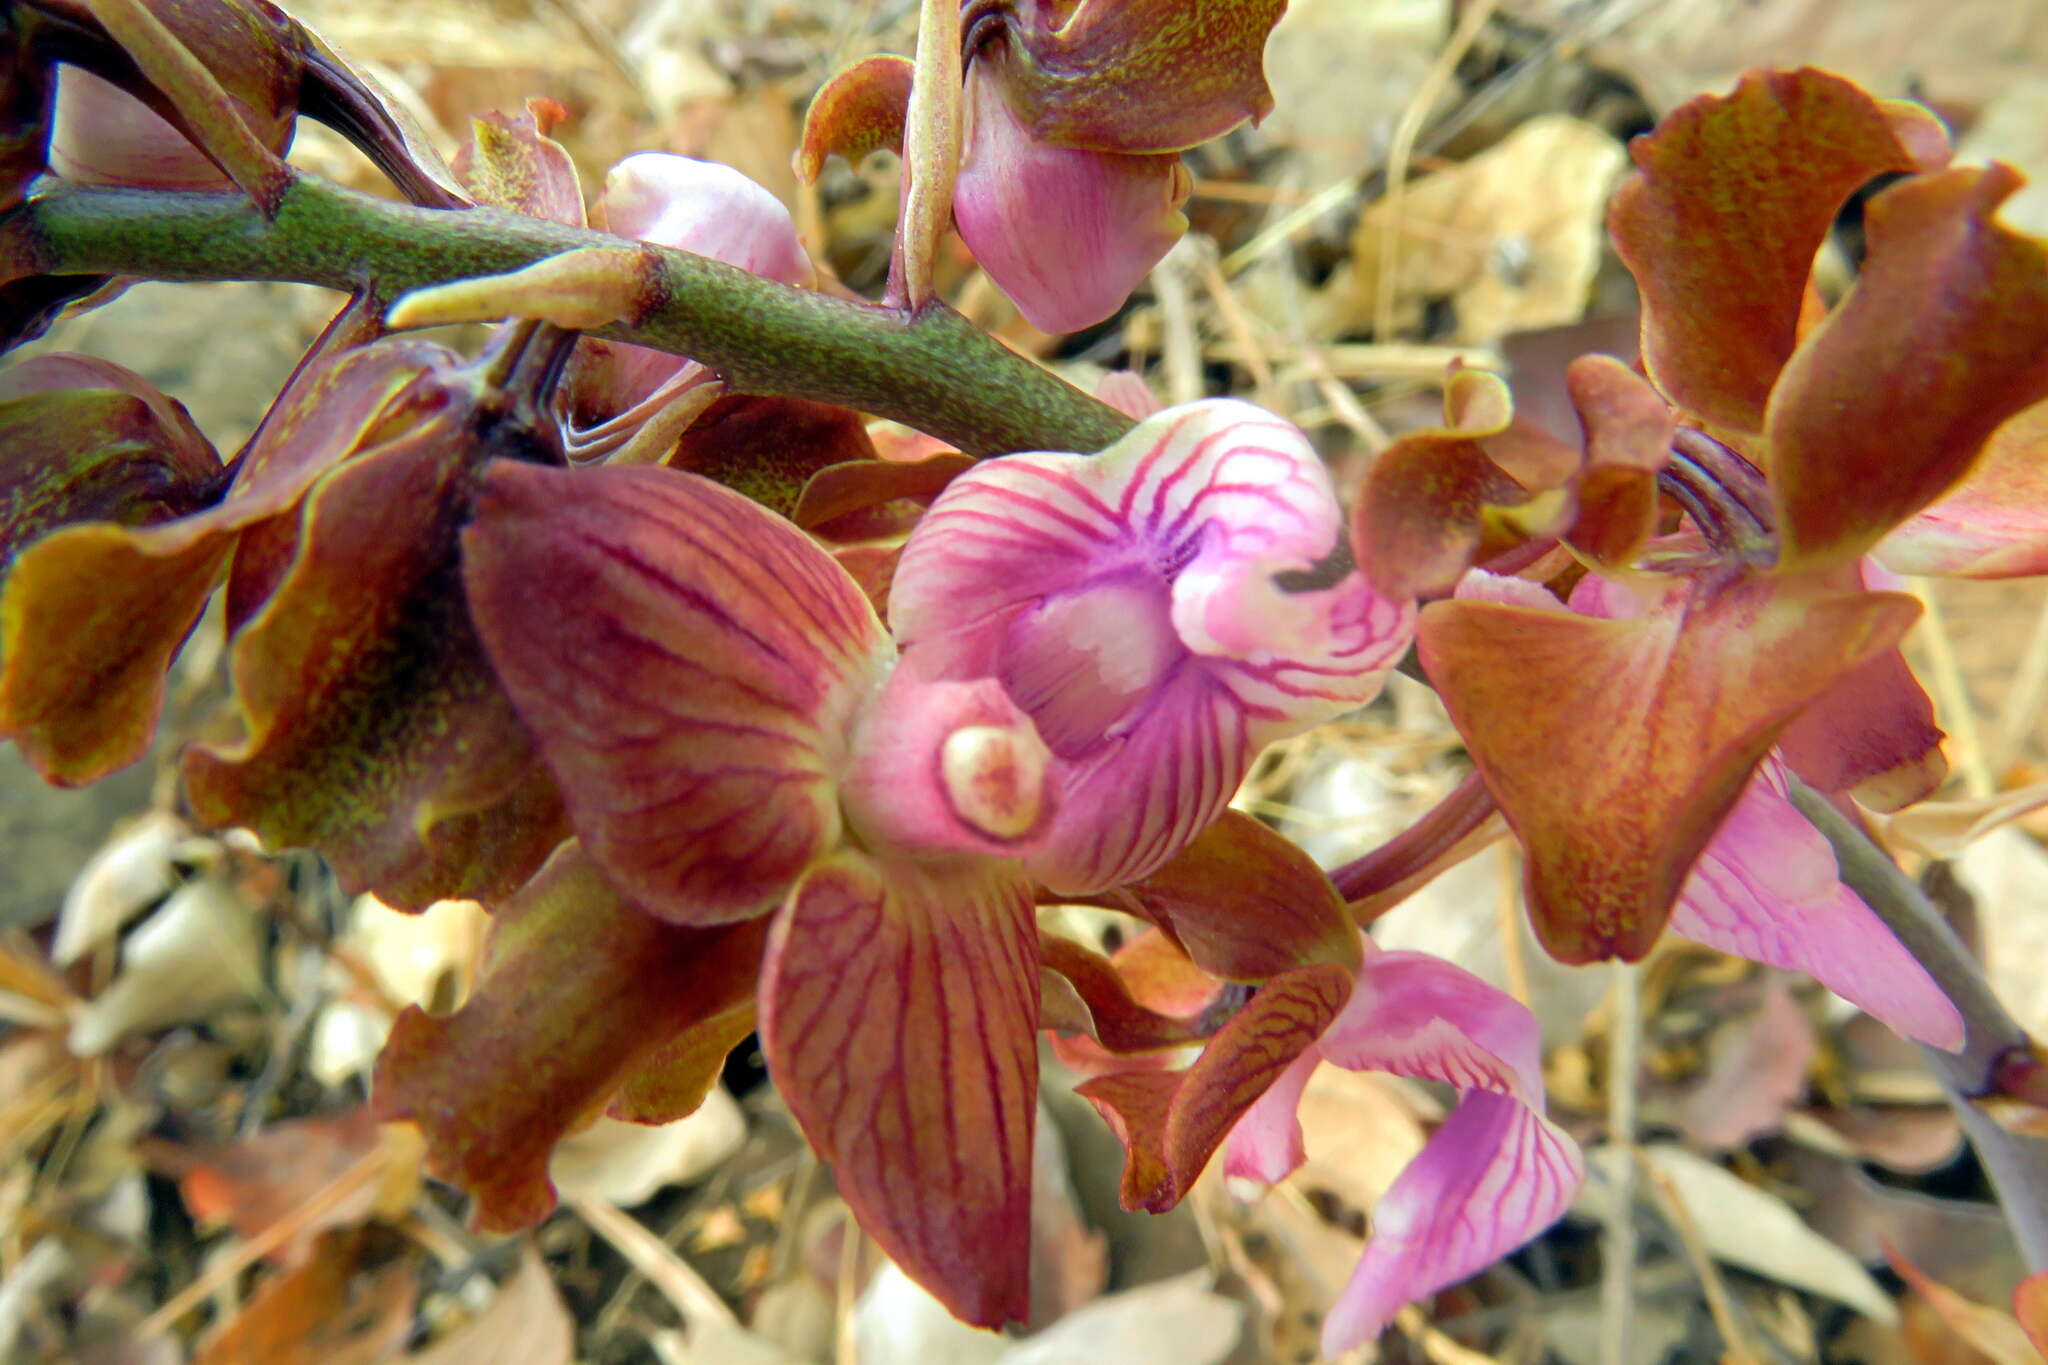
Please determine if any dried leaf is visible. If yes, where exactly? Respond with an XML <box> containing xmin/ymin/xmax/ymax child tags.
<box><xmin>67</xmin><ymin>875</ymin><xmax>262</xmax><ymax>1056</ymax></box>
<box><xmin>405</xmin><ymin>1248</ymin><xmax>572</xmax><ymax>1365</ymax></box>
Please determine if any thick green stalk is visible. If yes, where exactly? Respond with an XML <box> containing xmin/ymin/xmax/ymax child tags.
<box><xmin>5</xmin><ymin>176</ymin><xmax>1136</xmax><ymax>458</ymax></box>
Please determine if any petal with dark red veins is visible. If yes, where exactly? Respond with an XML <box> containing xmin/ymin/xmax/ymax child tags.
<box><xmin>182</xmin><ymin>432</ymin><xmax>568</xmax><ymax>910</ymax></box>
<box><xmin>462</xmin><ymin>462</ymin><xmax>891</xmax><ymax>924</ymax></box>
<box><xmin>1037</xmin><ymin>932</ymin><xmax>1204</xmax><ymax>1054</ymax></box>
<box><xmin>373</xmin><ymin>842</ymin><xmax>766</xmax><ymax>1231</ymax></box>
<box><xmin>1078</xmin><ymin>962</ymin><xmax>1352</xmax><ymax>1212</ymax></box>
<box><xmin>1767</xmin><ymin>165</ymin><xmax>2048</xmax><ymax>566</ymax></box>
<box><xmin>760</xmin><ymin>852</ymin><xmax>1040</xmax><ymax>1328</ymax></box>
<box><xmin>953</xmin><ymin>61</ymin><xmax>1188</xmax><ymax>335</ymax></box>
<box><xmin>1668</xmin><ymin>756</ymin><xmax>1962</xmax><ymax>1049</ymax></box>
<box><xmin>894</xmin><ymin>399</ymin><xmax>1412</xmax><ymax>892</ymax></box>
<box><xmin>1610</xmin><ymin>67</ymin><xmax>1947</xmax><ymax>438</ymax></box>
<box><xmin>1419</xmin><ymin>573</ymin><xmax>1920</xmax><ymax>961</ymax></box>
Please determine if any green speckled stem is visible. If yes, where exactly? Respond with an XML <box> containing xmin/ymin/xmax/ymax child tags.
<box><xmin>8</xmin><ymin>176</ymin><xmax>1136</xmax><ymax>458</ymax></box>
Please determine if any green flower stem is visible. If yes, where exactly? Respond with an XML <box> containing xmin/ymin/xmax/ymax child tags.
<box><xmin>1788</xmin><ymin>778</ymin><xmax>2048</xmax><ymax>1271</ymax></box>
<box><xmin>6</xmin><ymin>175</ymin><xmax>1137</xmax><ymax>458</ymax></box>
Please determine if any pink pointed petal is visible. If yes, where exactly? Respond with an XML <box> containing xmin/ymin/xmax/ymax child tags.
<box><xmin>893</xmin><ymin>399</ymin><xmax>1412</xmax><ymax>892</ymax></box>
<box><xmin>1322</xmin><ymin>1090</ymin><xmax>1582</xmax><ymax>1354</ymax></box>
<box><xmin>760</xmin><ymin>852</ymin><xmax>1040</xmax><ymax>1328</ymax></box>
<box><xmin>1668</xmin><ymin>757</ymin><xmax>1963</xmax><ymax>1049</ymax></box>
<box><xmin>1878</xmin><ymin>396</ymin><xmax>2048</xmax><ymax>579</ymax></box>
<box><xmin>1222</xmin><ymin>1045</ymin><xmax>1319</xmax><ymax>1184</ymax></box>
<box><xmin>1319</xmin><ymin>948</ymin><xmax>1546</xmax><ymax>1099</ymax></box>
<box><xmin>953</xmin><ymin>62</ymin><xmax>1189</xmax><ymax>334</ymax></box>
<box><xmin>461</xmin><ymin>463</ymin><xmax>891</xmax><ymax>924</ymax></box>
<box><xmin>1079</xmin><ymin>962</ymin><xmax>1353</xmax><ymax>1211</ymax></box>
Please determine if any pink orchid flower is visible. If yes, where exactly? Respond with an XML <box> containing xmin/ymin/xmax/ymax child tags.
<box><xmin>1225</xmin><ymin>938</ymin><xmax>1584</xmax><ymax>1355</ymax></box>
<box><xmin>1459</xmin><ymin>567</ymin><xmax>1963</xmax><ymax>1049</ymax></box>
<box><xmin>891</xmin><ymin>397</ymin><xmax>1414</xmax><ymax>893</ymax></box>
<box><xmin>463</xmin><ymin>396</ymin><xmax>1413</xmax><ymax>1324</ymax></box>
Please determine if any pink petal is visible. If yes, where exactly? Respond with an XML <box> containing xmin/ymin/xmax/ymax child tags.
<box><xmin>1318</xmin><ymin>947</ymin><xmax>1548</xmax><ymax>1101</ymax></box>
<box><xmin>1322</xmin><ymin>1089</ymin><xmax>1582</xmax><ymax>1354</ymax></box>
<box><xmin>1222</xmin><ymin>1046</ymin><xmax>1319</xmax><ymax>1185</ymax></box>
<box><xmin>1668</xmin><ymin>755</ymin><xmax>1964</xmax><ymax>1049</ymax></box>
<box><xmin>48</xmin><ymin>67</ymin><xmax>229</xmax><ymax>191</ymax></box>
<box><xmin>890</xmin><ymin>399</ymin><xmax>1412</xmax><ymax>891</ymax></box>
<box><xmin>1876</xmin><ymin>397</ymin><xmax>2048</xmax><ymax>579</ymax></box>
<box><xmin>760</xmin><ymin>851</ymin><xmax>1040</xmax><ymax>1327</ymax></box>
<box><xmin>590</xmin><ymin>153</ymin><xmax>813</xmax><ymax>414</ymax></box>
<box><xmin>839</xmin><ymin>662</ymin><xmax>1057</xmax><ymax>858</ymax></box>
<box><xmin>952</xmin><ymin>60</ymin><xmax>1189</xmax><ymax>334</ymax></box>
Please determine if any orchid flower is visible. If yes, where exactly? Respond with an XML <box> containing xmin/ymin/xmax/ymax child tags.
<box><xmin>1225</xmin><ymin>940</ymin><xmax>1583</xmax><ymax>1355</ymax></box>
<box><xmin>800</xmin><ymin>0</ymin><xmax>1291</xmax><ymax>332</ymax></box>
<box><xmin>455</xmin><ymin>396</ymin><xmax>1413</xmax><ymax>1323</ymax></box>
<box><xmin>1351</xmin><ymin>69</ymin><xmax>2048</xmax><ymax>969</ymax></box>
<box><xmin>1457</xmin><ymin>568</ymin><xmax>1963</xmax><ymax>1048</ymax></box>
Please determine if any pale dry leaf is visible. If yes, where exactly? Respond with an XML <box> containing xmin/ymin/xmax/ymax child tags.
<box><xmin>406</xmin><ymin>1247</ymin><xmax>572</xmax><ymax>1365</ymax></box>
<box><xmin>1260</xmin><ymin>0</ymin><xmax>1451</xmax><ymax>191</ymax></box>
<box><xmin>1878</xmin><ymin>782</ymin><xmax>2048</xmax><ymax>859</ymax></box>
<box><xmin>853</xmin><ymin>1262</ymin><xmax>1010</xmax><ymax>1365</ymax></box>
<box><xmin>68</xmin><ymin>875</ymin><xmax>263</xmax><ymax>1057</ymax></box>
<box><xmin>1317</xmin><ymin>115</ymin><xmax>1628</xmax><ymax>343</ymax></box>
<box><xmin>309</xmin><ymin>896</ymin><xmax>487</xmax><ymax>1086</ymax></box>
<box><xmin>1955</xmin><ymin>828</ymin><xmax>2048</xmax><ymax>1038</ymax></box>
<box><xmin>1004</xmin><ymin>1272</ymin><xmax>1241</xmax><ymax>1365</ymax></box>
<box><xmin>1578</xmin><ymin>1144</ymin><xmax>1896</xmax><ymax>1323</ymax></box>
<box><xmin>550</xmin><ymin>1086</ymin><xmax>746</xmax><ymax>1208</ymax></box>
<box><xmin>1500</xmin><ymin>0</ymin><xmax>2048</xmax><ymax>116</ymax></box>
<box><xmin>1676</xmin><ymin>981</ymin><xmax>1815</xmax><ymax>1151</ymax></box>
<box><xmin>1887</xmin><ymin>1245</ymin><xmax>2041</xmax><ymax>1365</ymax></box>
<box><xmin>52</xmin><ymin>811</ymin><xmax>187</xmax><ymax>967</ymax></box>
<box><xmin>649</xmin><ymin>1320</ymin><xmax>806</xmax><ymax>1365</ymax></box>
<box><xmin>1957</xmin><ymin>78</ymin><xmax>2048</xmax><ymax>237</ymax></box>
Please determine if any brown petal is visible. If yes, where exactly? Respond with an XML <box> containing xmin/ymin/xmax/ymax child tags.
<box><xmin>373</xmin><ymin>842</ymin><xmax>767</xmax><ymax>1231</ymax></box>
<box><xmin>452</xmin><ymin>98</ymin><xmax>585</xmax><ymax>227</ymax></box>
<box><xmin>183</xmin><ymin>430</ymin><xmax>567</xmax><ymax>909</ymax></box>
<box><xmin>1120</xmin><ymin>810</ymin><xmax>1360</xmax><ymax>979</ymax></box>
<box><xmin>1418</xmin><ymin>573</ymin><xmax>1919</xmax><ymax>962</ymax></box>
<box><xmin>796</xmin><ymin>53</ymin><xmax>912</xmax><ymax>182</ymax></box>
<box><xmin>1767</xmin><ymin>165</ymin><xmax>2048</xmax><ymax>566</ymax></box>
<box><xmin>979</xmin><ymin>0</ymin><xmax>1288</xmax><ymax>154</ymax></box>
<box><xmin>1077</xmin><ymin>962</ymin><xmax>1351</xmax><ymax>1211</ymax></box>
<box><xmin>1610</xmin><ymin>68</ymin><xmax>1947</xmax><ymax>437</ymax></box>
